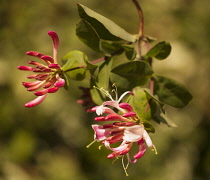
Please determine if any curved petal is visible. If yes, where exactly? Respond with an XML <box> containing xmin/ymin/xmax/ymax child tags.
<box><xmin>92</xmin><ymin>124</ymin><xmax>111</xmax><ymax>141</ymax></box>
<box><xmin>104</xmin><ymin>140</ymin><xmax>128</xmax><ymax>152</ymax></box>
<box><xmin>143</xmin><ymin>130</ymin><xmax>153</xmax><ymax>148</ymax></box>
<box><xmin>133</xmin><ymin>143</ymin><xmax>146</xmax><ymax>159</ymax></box>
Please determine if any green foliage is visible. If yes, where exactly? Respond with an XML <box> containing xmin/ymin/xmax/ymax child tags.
<box><xmin>153</xmin><ymin>75</ymin><xmax>193</xmax><ymax>108</ymax></box>
<box><xmin>99</xmin><ymin>39</ymin><xmax>123</xmax><ymax>56</ymax></box>
<box><xmin>76</xmin><ymin>19</ymin><xmax>100</xmax><ymax>52</ymax></box>
<box><xmin>146</xmin><ymin>41</ymin><xmax>172</xmax><ymax>60</ymax></box>
<box><xmin>90</xmin><ymin>59</ymin><xmax>112</xmax><ymax>105</ymax></box>
<box><xmin>77</xmin><ymin>3</ymin><xmax>137</xmax><ymax>42</ymax></box>
<box><xmin>129</xmin><ymin>87</ymin><xmax>156</xmax><ymax>133</ymax></box>
<box><xmin>110</xmin><ymin>61</ymin><xmax>153</xmax><ymax>91</ymax></box>
<box><xmin>61</xmin><ymin>50</ymin><xmax>88</xmax><ymax>81</ymax></box>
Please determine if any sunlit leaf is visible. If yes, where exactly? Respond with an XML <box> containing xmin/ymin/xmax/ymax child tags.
<box><xmin>61</xmin><ymin>50</ymin><xmax>87</xmax><ymax>81</ymax></box>
<box><xmin>129</xmin><ymin>87</ymin><xmax>157</xmax><ymax>121</ymax></box>
<box><xmin>146</xmin><ymin>41</ymin><xmax>171</xmax><ymax>60</ymax></box>
<box><xmin>153</xmin><ymin>75</ymin><xmax>193</xmax><ymax>108</ymax></box>
<box><xmin>77</xmin><ymin>4</ymin><xmax>137</xmax><ymax>42</ymax></box>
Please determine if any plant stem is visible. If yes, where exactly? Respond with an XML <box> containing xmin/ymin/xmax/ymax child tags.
<box><xmin>132</xmin><ymin>0</ymin><xmax>144</xmax><ymax>37</ymax></box>
<box><xmin>132</xmin><ymin>0</ymin><xmax>144</xmax><ymax>60</ymax></box>
<box><xmin>63</xmin><ymin>66</ymin><xmax>85</xmax><ymax>73</ymax></box>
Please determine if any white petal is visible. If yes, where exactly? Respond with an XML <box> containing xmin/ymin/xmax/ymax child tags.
<box><xmin>96</xmin><ymin>105</ymin><xmax>105</xmax><ymax>115</ymax></box>
<box><xmin>143</xmin><ymin>130</ymin><xmax>153</xmax><ymax>148</ymax></box>
<box><xmin>123</xmin><ymin>125</ymin><xmax>144</xmax><ymax>142</ymax></box>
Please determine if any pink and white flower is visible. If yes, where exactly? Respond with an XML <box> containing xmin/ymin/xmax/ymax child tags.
<box><xmin>18</xmin><ymin>31</ymin><xmax>65</xmax><ymax>107</ymax></box>
<box><xmin>89</xmin><ymin>88</ymin><xmax>157</xmax><ymax>168</ymax></box>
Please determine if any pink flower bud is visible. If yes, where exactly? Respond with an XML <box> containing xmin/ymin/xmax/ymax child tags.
<box><xmin>26</xmin><ymin>51</ymin><xmax>44</xmax><ymax>58</ymax></box>
<box><xmin>54</xmin><ymin>78</ymin><xmax>65</xmax><ymax>87</ymax></box>
<box><xmin>27</xmin><ymin>74</ymin><xmax>38</xmax><ymax>79</ymax></box>
<box><xmin>123</xmin><ymin>112</ymin><xmax>137</xmax><ymax>118</ymax></box>
<box><xmin>105</xmin><ymin>114</ymin><xmax>128</xmax><ymax>121</ymax></box>
<box><xmin>18</xmin><ymin>66</ymin><xmax>33</xmax><ymax>71</ymax></box>
<box><xmin>22</xmin><ymin>81</ymin><xmax>41</xmax><ymax>88</ymax></box>
<box><xmin>48</xmin><ymin>31</ymin><xmax>59</xmax><ymax>50</ymax></box>
<box><xmin>47</xmin><ymin>87</ymin><xmax>59</xmax><ymax>93</ymax></box>
<box><xmin>48</xmin><ymin>64</ymin><xmax>60</xmax><ymax>69</ymax></box>
<box><xmin>24</xmin><ymin>94</ymin><xmax>47</xmax><ymax>108</ymax></box>
<box><xmin>41</xmin><ymin>55</ymin><xmax>54</xmax><ymax>63</ymax></box>
<box><xmin>34</xmin><ymin>89</ymin><xmax>48</xmax><ymax>96</ymax></box>
<box><xmin>43</xmin><ymin>81</ymin><xmax>52</xmax><ymax>88</ymax></box>
<box><xmin>95</xmin><ymin>116</ymin><xmax>105</xmax><ymax>121</ymax></box>
<box><xmin>27</xmin><ymin>82</ymin><xmax>44</xmax><ymax>91</ymax></box>
<box><xmin>119</xmin><ymin>103</ymin><xmax>133</xmax><ymax>111</ymax></box>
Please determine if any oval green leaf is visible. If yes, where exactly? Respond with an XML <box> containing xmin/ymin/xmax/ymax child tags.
<box><xmin>153</xmin><ymin>75</ymin><xmax>193</xmax><ymax>108</ymax></box>
<box><xmin>146</xmin><ymin>41</ymin><xmax>171</xmax><ymax>60</ymax></box>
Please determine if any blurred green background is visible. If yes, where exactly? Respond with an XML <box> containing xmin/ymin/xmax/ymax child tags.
<box><xmin>0</xmin><ymin>0</ymin><xmax>209</xmax><ymax>179</ymax></box>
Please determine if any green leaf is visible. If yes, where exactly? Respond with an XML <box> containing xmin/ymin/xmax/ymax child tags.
<box><xmin>76</xmin><ymin>19</ymin><xmax>100</xmax><ymax>52</ymax></box>
<box><xmin>61</xmin><ymin>50</ymin><xmax>87</xmax><ymax>81</ymax></box>
<box><xmin>99</xmin><ymin>39</ymin><xmax>123</xmax><ymax>56</ymax></box>
<box><xmin>99</xmin><ymin>40</ymin><xmax>136</xmax><ymax>60</ymax></box>
<box><xmin>129</xmin><ymin>87</ymin><xmax>157</xmax><ymax>121</ymax></box>
<box><xmin>90</xmin><ymin>59</ymin><xmax>112</xmax><ymax>105</ymax></box>
<box><xmin>146</xmin><ymin>41</ymin><xmax>171</xmax><ymax>60</ymax></box>
<box><xmin>153</xmin><ymin>75</ymin><xmax>193</xmax><ymax>108</ymax></box>
<box><xmin>110</xmin><ymin>61</ymin><xmax>153</xmax><ymax>91</ymax></box>
<box><xmin>142</xmin><ymin>120</ymin><xmax>155</xmax><ymax>133</ymax></box>
<box><xmin>159</xmin><ymin>113</ymin><xmax>178</xmax><ymax>127</ymax></box>
<box><xmin>77</xmin><ymin>4</ymin><xmax>137</xmax><ymax>42</ymax></box>
<box><xmin>86</xmin><ymin>61</ymin><xmax>99</xmax><ymax>79</ymax></box>
<box><xmin>153</xmin><ymin>106</ymin><xmax>177</xmax><ymax>127</ymax></box>
<box><xmin>121</xmin><ymin>44</ymin><xmax>137</xmax><ymax>60</ymax></box>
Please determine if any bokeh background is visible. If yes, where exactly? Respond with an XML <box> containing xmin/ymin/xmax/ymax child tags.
<box><xmin>0</xmin><ymin>0</ymin><xmax>209</xmax><ymax>179</ymax></box>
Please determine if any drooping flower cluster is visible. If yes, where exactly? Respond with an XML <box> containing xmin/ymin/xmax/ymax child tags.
<box><xmin>18</xmin><ymin>31</ymin><xmax>65</xmax><ymax>107</ymax></box>
<box><xmin>89</xmin><ymin>87</ymin><xmax>157</xmax><ymax>174</ymax></box>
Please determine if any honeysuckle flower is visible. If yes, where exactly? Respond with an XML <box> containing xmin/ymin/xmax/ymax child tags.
<box><xmin>88</xmin><ymin>87</ymin><xmax>157</xmax><ymax>175</ymax></box>
<box><xmin>18</xmin><ymin>31</ymin><xmax>65</xmax><ymax>107</ymax></box>
<box><xmin>94</xmin><ymin>85</ymin><xmax>134</xmax><ymax>115</ymax></box>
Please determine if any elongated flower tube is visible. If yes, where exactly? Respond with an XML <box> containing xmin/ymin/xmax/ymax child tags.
<box><xmin>88</xmin><ymin>87</ymin><xmax>157</xmax><ymax>175</ymax></box>
<box><xmin>18</xmin><ymin>31</ymin><xmax>65</xmax><ymax>107</ymax></box>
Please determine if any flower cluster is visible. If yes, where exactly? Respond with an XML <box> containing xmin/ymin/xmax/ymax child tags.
<box><xmin>89</xmin><ymin>87</ymin><xmax>157</xmax><ymax>174</ymax></box>
<box><xmin>18</xmin><ymin>31</ymin><xmax>65</xmax><ymax>107</ymax></box>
